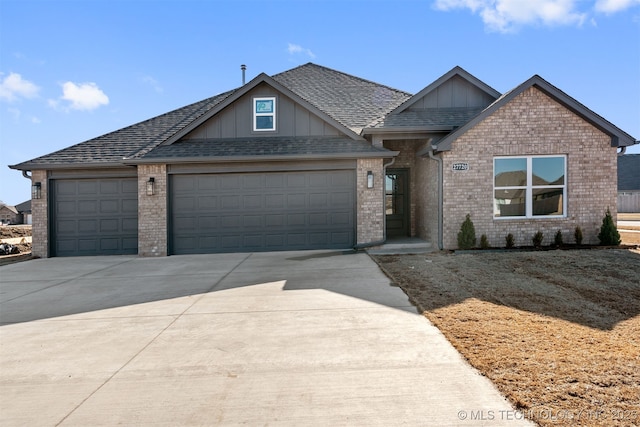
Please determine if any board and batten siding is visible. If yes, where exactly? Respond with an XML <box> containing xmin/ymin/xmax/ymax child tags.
<box><xmin>183</xmin><ymin>83</ymin><xmax>344</xmax><ymax>140</ymax></box>
<box><xmin>408</xmin><ymin>75</ymin><xmax>496</xmax><ymax>109</ymax></box>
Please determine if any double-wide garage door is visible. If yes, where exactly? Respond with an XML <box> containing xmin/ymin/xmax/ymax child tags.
<box><xmin>52</xmin><ymin>178</ymin><xmax>138</xmax><ymax>256</ymax></box>
<box><xmin>170</xmin><ymin>170</ymin><xmax>355</xmax><ymax>254</ymax></box>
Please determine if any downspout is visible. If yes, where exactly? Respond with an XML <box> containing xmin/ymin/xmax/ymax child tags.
<box><xmin>22</xmin><ymin>170</ymin><xmax>32</xmax><ymax>180</ymax></box>
<box><xmin>353</xmin><ymin>156</ymin><xmax>396</xmax><ymax>250</ymax></box>
<box><xmin>617</xmin><ymin>146</ymin><xmax>626</xmax><ymax>156</ymax></box>
<box><xmin>427</xmin><ymin>146</ymin><xmax>444</xmax><ymax>250</ymax></box>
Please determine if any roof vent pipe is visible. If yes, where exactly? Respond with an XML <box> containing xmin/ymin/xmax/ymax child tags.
<box><xmin>241</xmin><ymin>64</ymin><xmax>246</xmax><ymax>85</ymax></box>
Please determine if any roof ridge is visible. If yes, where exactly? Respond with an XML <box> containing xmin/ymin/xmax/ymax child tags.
<box><xmin>273</xmin><ymin>62</ymin><xmax>412</xmax><ymax>97</ymax></box>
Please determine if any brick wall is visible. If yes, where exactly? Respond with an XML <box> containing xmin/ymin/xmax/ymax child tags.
<box><xmin>138</xmin><ymin>164</ymin><xmax>167</xmax><ymax>256</ymax></box>
<box><xmin>31</xmin><ymin>170</ymin><xmax>48</xmax><ymax>258</ymax></box>
<box><xmin>356</xmin><ymin>158</ymin><xmax>384</xmax><ymax>244</ymax></box>
<box><xmin>442</xmin><ymin>87</ymin><xmax>616</xmax><ymax>249</ymax></box>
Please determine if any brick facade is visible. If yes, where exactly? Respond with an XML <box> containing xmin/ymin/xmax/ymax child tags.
<box><xmin>441</xmin><ymin>87</ymin><xmax>616</xmax><ymax>249</ymax></box>
<box><xmin>356</xmin><ymin>158</ymin><xmax>384</xmax><ymax>244</ymax></box>
<box><xmin>138</xmin><ymin>164</ymin><xmax>167</xmax><ymax>256</ymax></box>
<box><xmin>30</xmin><ymin>170</ymin><xmax>48</xmax><ymax>258</ymax></box>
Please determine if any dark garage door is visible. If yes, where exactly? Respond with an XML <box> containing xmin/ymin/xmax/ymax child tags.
<box><xmin>52</xmin><ymin>178</ymin><xmax>138</xmax><ymax>256</ymax></box>
<box><xmin>170</xmin><ymin>170</ymin><xmax>355</xmax><ymax>254</ymax></box>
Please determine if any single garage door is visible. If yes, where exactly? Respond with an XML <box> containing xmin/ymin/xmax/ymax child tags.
<box><xmin>170</xmin><ymin>170</ymin><xmax>355</xmax><ymax>254</ymax></box>
<box><xmin>52</xmin><ymin>178</ymin><xmax>138</xmax><ymax>256</ymax></box>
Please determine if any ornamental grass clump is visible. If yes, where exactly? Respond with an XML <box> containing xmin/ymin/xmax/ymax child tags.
<box><xmin>457</xmin><ymin>214</ymin><xmax>476</xmax><ymax>250</ymax></box>
<box><xmin>574</xmin><ymin>226</ymin><xmax>583</xmax><ymax>245</ymax></box>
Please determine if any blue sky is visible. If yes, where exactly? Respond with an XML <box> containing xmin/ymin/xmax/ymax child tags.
<box><xmin>1</xmin><ymin>0</ymin><xmax>639</xmax><ymax>205</ymax></box>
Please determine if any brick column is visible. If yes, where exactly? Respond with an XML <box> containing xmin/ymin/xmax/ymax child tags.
<box><xmin>138</xmin><ymin>164</ymin><xmax>167</xmax><ymax>256</ymax></box>
<box><xmin>357</xmin><ymin>159</ymin><xmax>384</xmax><ymax>244</ymax></box>
<box><xmin>30</xmin><ymin>170</ymin><xmax>49</xmax><ymax>258</ymax></box>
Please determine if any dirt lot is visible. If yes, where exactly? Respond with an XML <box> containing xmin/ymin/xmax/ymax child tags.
<box><xmin>373</xmin><ymin>249</ymin><xmax>640</xmax><ymax>427</ymax></box>
<box><xmin>0</xmin><ymin>225</ymin><xmax>33</xmax><ymax>265</ymax></box>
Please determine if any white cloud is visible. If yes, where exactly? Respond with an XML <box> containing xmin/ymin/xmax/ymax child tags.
<box><xmin>287</xmin><ymin>43</ymin><xmax>316</xmax><ymax>59</ymax></box>
<box><xmin>59</xmin><ymin>81</ymin><xmax>109</xmax><ymax>111</ymax></box>
<box><xmin>433</xmin><ymin>0</ymin><xmax>640</xmax><ymax>32</ymax></box>
<box><xmin>0</xmin><ymin>72</ymin><xmax>40</xmax><ymax>102</ymax></box>
<box><xmin>595</xmin><ymin>0</ymin><xmax>640</xmax><ymax>13</ymax></box>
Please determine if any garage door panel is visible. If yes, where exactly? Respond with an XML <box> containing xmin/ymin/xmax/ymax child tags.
<box><xmin>122</xmin><ymin>199</ymin><xmax>138</xmax><ymax>213</ymax></box>
<box><xmin>100</xmin><ymin>181</ymin><xmax>119</xmax><ymax>194</ymax></box>
<box><xmin>100</xmin><ymin>200</ymin><xmax>119</xmax><ymax>214</ymax></box>
<box><xmin>52</xmin><ymin>178</ymin><xmax>138</xmax><ymax>256</ymax></box>
<box><xmin>170</xmin><ymin>170</ymin><xmax>354</xmax><ymax>254</ymax></box>
<box><xmin>78</xmin><ymin>219</ymin><xmax>98</xmax><ymax>233</ymax></box>
<box><xmin>122</xmin><ymin>218</ymin><xmax>138</xmax><ymax>232</ymax></box>
<box><xmin>122</xmin><ymin>180</ymin><xmax>138</xmax><ymax>193</ymax></box>
<box><xmin>78</xmin><ymin>181</ymin><xmax>98</xmax><ymax>194</ymax></box>
<box><xmin>198</xmin><ymin>196</ymin><xmax>217</xmax><ymax>209</ymax></box>
<box><xmin>221</xmin><ymin>195</ymin><xmax>240</xmax><ymax>209</ymax></box>
<box><xmin>78</xmin><ymin>200</ymin><xmax>97</xmax><ymax>215</ymax></box>
<box><xmin>100</xmin><ymin>219</ymin><xmax>118</xmax><ymax>233</ymax></box>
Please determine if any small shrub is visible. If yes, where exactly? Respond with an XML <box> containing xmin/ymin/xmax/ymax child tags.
<box><xmin>533</xmin><ymin>231</ymin><xmax>544</xmax><ymax>248</ymax></box>
<box><xmin>554</xmin><ymin>230</ymin><xmax>563</xmax><ymax>247</ymax></box>
<box><xmin>505</xmin><ymin>233</ymin><xmax>515</xmax><ymax>249</ymax></box>
<box><xmin>480</xmin><ymin>234</ymin><xmax>490</xmax><ymax>249</ymax></box>
<box><xmin>574</xmin><ymin>226</ymin><xmax>583</xmax><ymax>245</ymax></box>
<box><xmin>457</xmin><ymin>214</ymin><xmax>476</xmax><ymax>249</ymax></box>
<box><xmin>598</xmin><ymin>208</ymin><xmax>621</xmax><ymax>246</ymax></box>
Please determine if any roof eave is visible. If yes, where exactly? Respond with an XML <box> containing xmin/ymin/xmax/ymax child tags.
<box><xmin>124</xmin><ymin>152</ymin><xmax>400</xmax><ymax>165</ymax></box>
<box><xmin>9</xmin><ymin>161</ymin><xmax>135</xmax><ymax>171</ymax></box>
<box><xmin>362</xmin><ymin>126</ymin><xmax>454</xmax><ymax>135</ymax></box>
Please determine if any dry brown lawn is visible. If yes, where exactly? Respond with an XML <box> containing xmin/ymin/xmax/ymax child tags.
<box><xmin>373</xmin><ymin>249</ymin><xmax>640</xmax><ymax>427</ymax></box>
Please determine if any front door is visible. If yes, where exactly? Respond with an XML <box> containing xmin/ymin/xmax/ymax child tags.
<box><xmin>385</xmin><ymin>169</ymin><xmax>409</xmax><ymax>237</ymax></box>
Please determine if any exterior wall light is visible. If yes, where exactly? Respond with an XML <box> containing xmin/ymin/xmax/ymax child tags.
<box><xmin>367</xmin><ymin>171</ymin><xmax>374</xmax><ymax>189</ymax></box>
<box><xmin>32</xmin><ymin>182</ymin><xmax>42</xmax><ymax>199</ymax></box>
<box><xmin>146</xmin><ymin>177</ymin><xmax>155</xmax><ymax>196</ymax></box>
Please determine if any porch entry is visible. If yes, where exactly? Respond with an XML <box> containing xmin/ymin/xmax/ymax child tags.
<box><xmin>385</xmin><ymin>169</ymin><xmax>410</xmax><ymax>237</ymax></box>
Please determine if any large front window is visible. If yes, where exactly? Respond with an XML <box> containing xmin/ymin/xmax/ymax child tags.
<box><xmin>494</xmin><ymin>155</ymin><xmax>566</xmax><ymax>218</ymax></box>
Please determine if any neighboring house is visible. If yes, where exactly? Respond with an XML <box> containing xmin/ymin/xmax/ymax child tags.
<box><xmin>0</xmin><ymin>204</ymin><xmax>19</xmax><ymax>225</ymax></box>
<box><xmin>15</xmin><ymin>200</ymin><xmax>32</xmax><ymax>225</ymax></box>
<box><xmin>9</xmin><ymin>63</ymin><xmax>638</xmax><ymax>257</ymax></box>
<box><xmin>618</xmin><ymin>154</ymin><xmax>640</xmax><ymax>213</ymax></box>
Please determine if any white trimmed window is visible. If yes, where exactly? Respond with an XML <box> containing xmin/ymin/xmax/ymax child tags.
<box><xmin>494</xmin><ymin>155</ymin><xmax>566</xmax><ymax>218</ymax></box>
<box><xmin>253</xmin><ymin>97</ymin><xmax>276</xmax><ymax>131</ymax></box>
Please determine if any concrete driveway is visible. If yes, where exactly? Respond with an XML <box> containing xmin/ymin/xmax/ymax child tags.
<box><xmin>1</xmin><ymin>251</ymin><xmax>532</xmax><ymax>426</ymax></box>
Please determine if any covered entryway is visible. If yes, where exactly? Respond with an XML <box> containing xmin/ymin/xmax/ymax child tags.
<box><xmin>385</xmin><ymin>169</ymin><xmax>410</xmax><ymax>237</ymax></box>
<box><xmin>169</xmin><ymin>170</ymin><xmax>355</xmax><ymax>254</ymax></box>
<box><xmin>51</xmin><ymin>178</ymin><xmax>138</xmax><ymax>256</ymax></box>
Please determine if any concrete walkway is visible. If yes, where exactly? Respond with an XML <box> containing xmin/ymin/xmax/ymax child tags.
<box><xmin>0</xmin><ymin>251</ymin><xmax>533</xmax><ymax>426</ymax></box>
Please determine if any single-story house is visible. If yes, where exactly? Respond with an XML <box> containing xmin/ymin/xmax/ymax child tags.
<box><xmin>0</xmin><ymin>203</ymin><xmax>19</xmax><ymax>225</ymax></box>
<box><xmin>618</xmin><ymin>154</ymin><xmax>640</xmax><ymax>213</ymax></box>
<box><xmin>15</xmin><ymin>200</ymin><xmax>32</xmax><ymax>225</ymax></box>
<box><xmin>9</xmin><ymin>63</ymin><xmax>638</xmax><ymax>257</ymax></box>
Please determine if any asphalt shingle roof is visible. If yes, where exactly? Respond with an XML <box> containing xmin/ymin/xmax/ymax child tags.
<box><xmin>140</xmin><ymin>136</ymin><xmax>393</xmax><ymax>160</ymax></box>
<box><xmin>11</xmin><ymin>63</ymin><xmax>410</xmax><ymax>169</ymax></box>
<box><xmin>272</xmin><ymin>63</ymin><xmax>411</xmax><ymax>134</ymax></box>
<box><xmin>10</xmin><ymin>91</ymin><xmax>235</xmax><ymax>168</ymax></box>
<box><xmin>369</xmin><ymin>107</ymin><xmax>484</xmax><ymax>129</ymax></box>
<box><xmin>618</xmin><ymin>154</ymin><xmax>640</xmax><ymax>191</ymax></box>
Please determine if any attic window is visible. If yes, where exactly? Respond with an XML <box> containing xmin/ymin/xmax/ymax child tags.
<box><xmin>253</xmin><ymin>97</ymin><xmax>276</xmax><ymax>131</ymax></box>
